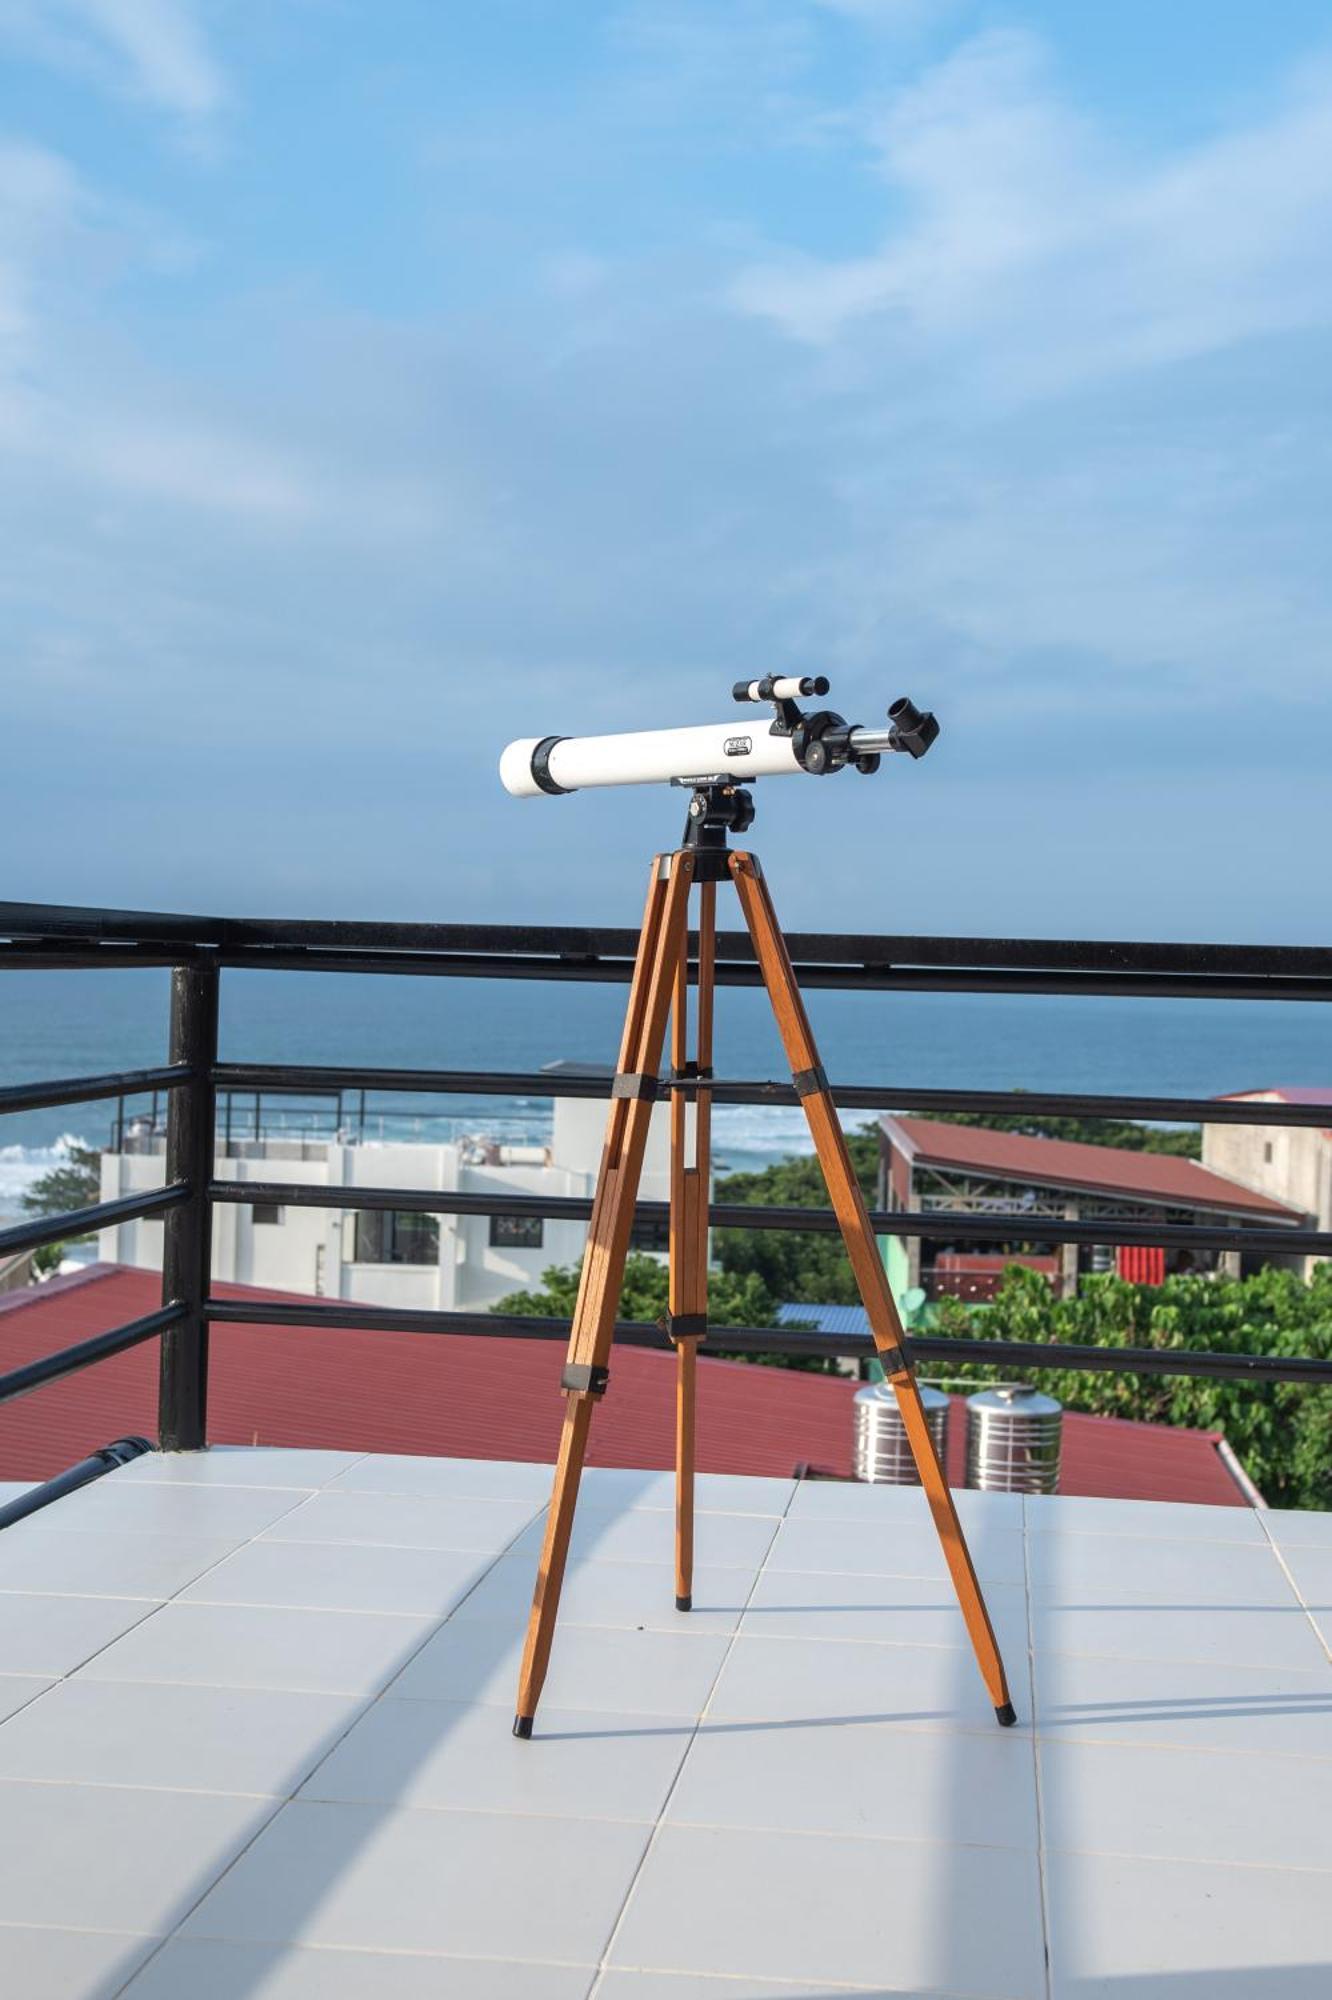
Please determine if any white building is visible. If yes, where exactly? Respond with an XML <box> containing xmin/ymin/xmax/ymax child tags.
<box><xmin>1202</xmin><ymin>1086</ymin><xmax>1332</xmax><ymax>1279</ymax></box>
<box><xmin>98</xmin><ymin>1088</ymin><xmax>676</xmax><ymax>1311</ymax></box>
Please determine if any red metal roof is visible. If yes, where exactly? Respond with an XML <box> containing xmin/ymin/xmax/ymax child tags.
<box><xmin>882</xmin><ymin>1116</ymin><xmax>1302</xmax><ymax>1220</ymax></box>
<box><xmin>0</xmin><ymin>1265</ymin><xmax>1248</xmax><ymax>1507</ymax></box>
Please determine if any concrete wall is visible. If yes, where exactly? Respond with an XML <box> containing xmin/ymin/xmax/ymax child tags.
<box><xmin>1202</xmin><ymin>1112</ymin><xmax>1330</xmax><ymax>1277</ymax></box>
<box><xmin>99</xmin><ymin>1109</ymin><xmax>677</xmax><ymax>1312</ymax></box>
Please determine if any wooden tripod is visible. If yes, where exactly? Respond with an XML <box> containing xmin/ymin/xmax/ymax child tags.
<box><xmin>514</xmin><ymin>792</ymin><xmax>1016</xmax><ymax>1735</ymax></box>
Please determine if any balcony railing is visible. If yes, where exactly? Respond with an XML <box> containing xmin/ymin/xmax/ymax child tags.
<box><xmin>4</xmin><ymin>899</ymin><xmax>1332</xmax><ymax>1517</ymax></box>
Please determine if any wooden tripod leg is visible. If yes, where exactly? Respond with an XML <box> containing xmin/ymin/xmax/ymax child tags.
<box><xmin>514</xmin><ymin>849</ymin><xmax>694</xmax><ymax>1736</ymax></box>
<box><xmin>730</xmin><ymin>853</ymin><xmax>1017</xmax><ymax>1727</ymax></box>
<box><xmin>670</xmin><ymin>879</ymin><xmax>715</xmax><ymax>1611</ymax></box>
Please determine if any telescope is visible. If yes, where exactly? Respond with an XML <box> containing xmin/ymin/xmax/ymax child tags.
<box><xmin>499</xmin><ymin>677</ymin><xmax>939</xmax><ymax>797</ymax></box>
<box><xmin>499</xmin><ymin>666</ymin><xmax>1019</xmax><ymax>1748</ymax></box>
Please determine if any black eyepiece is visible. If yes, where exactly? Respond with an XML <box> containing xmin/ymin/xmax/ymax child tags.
<box><xmin>887</xmin><ymin>696</ymin><xmax>939</xmax><ymax>760</ymax></box>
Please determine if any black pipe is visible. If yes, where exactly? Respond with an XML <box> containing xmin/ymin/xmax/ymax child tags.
<box><xmin>204</xmin><ymin>948</ymin><xmax>1332</xmax><ymax>1002</ymax></box>
<box><xmin>5</xmin><ymin>901</ymin><xmax>1332</xmax><ymax>998</ymax></box>
<box><xmin>0</xmin><ymin>1183</ymin><xmax>188</xmax><ymax>1258</ymax></box>
<box><xmin>211</xmin><ymin>1062</ymin><xmax>1332</xmax><ymax>1129</ymax></box>
<box><xmin>158</xmin><ymin>964</ymin><xmax>219</xmax><ymax>1452</ymax></box>
<box><xmin>0</xmin><ymin>1437</ymin><xmax>153</xmax><ymax>1531</ymax></box>
<box><xmin>4</xmin><ymin>899</ymin><xmax>1331</xmax><ymax>976</ymax></box>
<box><xmin>0</xmin><ymin>1305</ymin><xmax>185</xmax><ymax>1406</ymax></box>
<box><xmin>0</xmin><ymin>1064</ymin><xmax>190</xmax><ymax>1118</ymax></box>
<box><xmin>201</xmin><ymin>1298</ymin><xmax>1332</xmax><ymax>1386</ymax></box>
<box><xmin>206</xmin><ymin>1178</ymin><xmax>1328</xmax><ymax>1257</ymax></box>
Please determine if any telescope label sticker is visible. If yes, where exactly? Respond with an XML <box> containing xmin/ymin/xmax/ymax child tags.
<box><xmin>724</xmin><ymin>736</ymin><xmax>753</xmax><ymax>758</ymax></box>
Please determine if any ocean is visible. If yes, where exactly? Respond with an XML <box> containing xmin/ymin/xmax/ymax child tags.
<box><xmin>2</xmin><ymin>967</ymin><xmax>1329</xmax><ymax>1211</ymax></box>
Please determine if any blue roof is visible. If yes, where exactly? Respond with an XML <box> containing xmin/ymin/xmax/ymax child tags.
<box><xmin>776</xmin><ymin>1301</ymin><xmax>870</xmax><ymax>1337</ymax></box>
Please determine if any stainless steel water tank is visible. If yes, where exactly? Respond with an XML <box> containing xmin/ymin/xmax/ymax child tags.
<box><xmin>965</xmin><ymin>1383</ymin><xmax>1062</xmax><ymax>1493</ymax></box>
<box><xmin>853</xmin><ymin>1382</ymin><xmax>949</xmax><ymax>1484</ymax></box>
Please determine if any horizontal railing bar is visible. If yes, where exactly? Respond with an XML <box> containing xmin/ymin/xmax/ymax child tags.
<box><xmin>201</xmin><ymin>1297</ymin><xmax>1332</xmax><ymax>1385</ymax></box>
<box><xmin>14</xmin><ymin>935</ymin><xmax>1330</xmax><ymax>999</ymax></box>
<box><xmin>0</xmin><ymin>1436</ymin><xmax>154</xmax><ymax>1530</ymax></box>
<box><xmin>0</xmin><ymin>1183</ymin><xmax>190</xmax><ymax>1257</ymax></box>
<box><xmin>212</xmin><ymin>1062</ymin><xmax>1332</xmax><ymax>1130</ymax></box>
<box><xmin>0</xmin><ymin>945</ymin><xmax>191</xmax><ymax>971</ymax></box>
<box><xmin>208</xmin><ymin>947</ymin><xmax>1332</xmax><ymax>1002</ymax></box>
<box><xmin>902</xmin><ymin>1334</ymin><xmax>1332</xmax><ymax>1384</ymax></box>
<box><xmin>0</xmin><ymin>1064</ymin><xmax>191</xmax><ymax>1117</ymax></box>
<box><xmin>207</xmin><ymin>1179</ymin><xmax>1327</xmax><ymax>1255</ymax></box>
<box><xmin>6</xmin><ymin>900</ymin><xmax>1332</xmax><ymax>978</ymax></box>
<box><xmin>0</xmin><ymin>1308</ymin><xmax>184</xmax><ymax>1406</ymax></box>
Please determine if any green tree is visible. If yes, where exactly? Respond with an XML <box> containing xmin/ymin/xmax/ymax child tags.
<box><xmin>19</xmin><ymin>1144</ymin><xmax>102</xmax><ymax>1277</ymax></box>
<box><xmin>492</xmin><ymin>1253</ymin><xmax>834</xmax><ymax>1373</ymax></box>
<box><xmin>21</xmin><ymin>1145</ymin><xmax>101</xmax><ymax>1219</ymax></box>
<box><xmin>930</xmin><ymin>1262</ymin><xmax>1332</xmax><ymax>1511</ymax></box>
<box><xmin>711</xmin><ymin>1123</ymin><xmax>878</xmax><ymax>1306</ymax></box>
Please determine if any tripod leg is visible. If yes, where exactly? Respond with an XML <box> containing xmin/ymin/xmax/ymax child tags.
<box><xmin>514</xmin><ymin>850</ymin><xmax>694</xmax><ymax>1736</ymax></box>
<box><xmin>670</xmin><ymin>880</ymin><xmax>715</xmax><ymax>1611</ymax></box>
<box><xmin>730</xmin><ymin>852</ymin><xmax>1016</xmax><ymax>1727</ymax></box>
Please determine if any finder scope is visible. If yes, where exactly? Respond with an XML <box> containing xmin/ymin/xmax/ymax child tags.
<box><xmin>499</xmin><ymin>677</ymin><xmax>938</xmax><ymax>797</ymax></box>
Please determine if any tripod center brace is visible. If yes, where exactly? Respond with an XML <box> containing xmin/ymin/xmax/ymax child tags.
<box><xmin>513</xmin><ymin>782</ymin><xmax>1017</xmax><ymax>1735</ymax></box>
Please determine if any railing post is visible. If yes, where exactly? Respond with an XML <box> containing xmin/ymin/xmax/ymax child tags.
<box><xmin>159</xmin><ymin>961</ymin><xmax>219</xmax><ymax>1451</ymax></box>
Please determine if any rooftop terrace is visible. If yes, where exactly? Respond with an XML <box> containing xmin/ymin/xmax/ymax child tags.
<box><xmin>1</xmin><ymin>1446</ymin><xmax>1330</xmax><ymax>1999</ymax></box>
<box><xmin>3</xmin><ymin>904</ymin><xmax>1332</xmax><ymax>1996</ymax></box>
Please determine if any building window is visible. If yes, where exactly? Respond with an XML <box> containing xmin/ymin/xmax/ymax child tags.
<box><xmin>489</xmin><ymin>1212</ymin><xmax>544</xmax><ymax>1250</ymax></box>
<box><xmin>629</xmin><ymin>1215</ymin><xmax>670</xmax><ymax>1254</ymax></box>
<box><xmin>250</xmin><ymin>1203</ymin><xmax>286</xmax><ymax>1226</ymax></box>
<box><xmin>352</xmin><ymin>1211</ymin><xmax>440</xmax><ymax>1264</ymax></box>
<box><xmin>1263</xmin><ymin>1142</ymin><xmax>1273</xmax><ymax>1163</ymax></box>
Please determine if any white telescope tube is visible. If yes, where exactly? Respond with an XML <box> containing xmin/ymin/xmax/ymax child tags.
<box><xmin>500</xmin><ymin>720</ymin><xmax>803</xmax><ymax>797</ymax></box>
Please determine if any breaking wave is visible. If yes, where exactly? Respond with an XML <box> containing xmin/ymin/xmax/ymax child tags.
<box><xmin>0</xmin><ymin>1133</ymin><xmax>93</xmax><ymax>1212</ymax></box>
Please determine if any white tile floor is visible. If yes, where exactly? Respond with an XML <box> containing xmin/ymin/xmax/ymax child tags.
<box><xmin>0</xmin><ymin>1447</ymin><xmax>1328</xmax><ymax>2000</ymax></box>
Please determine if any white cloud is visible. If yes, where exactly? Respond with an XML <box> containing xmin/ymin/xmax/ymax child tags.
<box><xmin>0</xmin><ymin>0</ymin><xmax>224</xmax><ymax>118</ymax></box>
<box><xmin>0</xmin><ymin>139</ymin><xmax>85</xmax><ymax>355</ymax></box>
<box><xmin>0</xmin><ymin>137</ymin><xmax>444</xmax><ymax>539</ymax></box>
<box><xmin>732</xmin><ymin>30</ymin><xmax>1332</xmax><ymax>397</ymax></box>
<box><xmin>1</xmin><ymin>10</ymin><xmax>1331</xmax><ymax>929</ymax></box>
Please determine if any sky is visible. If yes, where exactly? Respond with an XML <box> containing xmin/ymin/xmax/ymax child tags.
<box><xmin>2</xmin><ymin>0</ymin><xmax>1330</xmax><ymax>940</ymax></box>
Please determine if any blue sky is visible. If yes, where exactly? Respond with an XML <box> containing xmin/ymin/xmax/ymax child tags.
<box><xmin>2</xmin><ymin>1</ymin><xmax>1330</xmax><ymax>939</ymax></box>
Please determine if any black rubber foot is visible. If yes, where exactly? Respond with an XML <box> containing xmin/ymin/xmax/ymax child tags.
<box><xmin>675</xmin><ymin>1594</ymin><xmax>692</xmax><ymax>1612</ymax></box>
<box><xmin>995</xmin><ymin>1701</ymin><xmax>1017</xmax><ymax>1728</ymax></box>
<box><xmin>512</xmin><ymin>1715</ymin><xmax>533</xmax><ymax>1739</ymax></box>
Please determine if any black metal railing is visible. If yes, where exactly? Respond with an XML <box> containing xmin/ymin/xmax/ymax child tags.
<box><xmin>3</xmin><ymin>897</ymin><xmax>1331</xmax><ymax>1511</ymax></box>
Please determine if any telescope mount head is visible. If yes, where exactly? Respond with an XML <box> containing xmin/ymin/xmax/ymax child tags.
<box><xmin>677</xmin><ymin>778</ymin><xmax>756</xmax><ymax>878</ymax></box>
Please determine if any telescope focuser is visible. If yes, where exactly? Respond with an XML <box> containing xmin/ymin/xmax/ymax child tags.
<box><xmin>731</xmin><ymin>676</ymin><xmax>939</xmax><ymax>777</ymax></box>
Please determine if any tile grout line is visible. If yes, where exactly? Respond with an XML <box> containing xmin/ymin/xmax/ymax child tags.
<box><xmin>0</xmin><ymin>1476</ymin><xmax>331</xmax><ymax>1736</ymax></box>
<box><xmin>93</xmin><ymin>1468</ymin><xmax>380</xmax><ymax>2000</ymax></box>
<box><xmin>1255</xmin><ymin>1512</ymin><xmax>1332</xmax><ymax>1669</ymax></box>
<box><xmin>100</xmin><ymin>1484</ymin><xmax>551</xmax><ymax>2000</ymax></box>
<box><xmin>584</xmin><ymin>1481</ymin><xmax>799</xmax><ymax>1996</ymax></box>
<box><xmin>1023</xmin><ymin>1494</ymin><xmax>1054</xmax><ymax>2000</ymax></box>
<box><xmin>283</xmin><ymin>1499</ymin><xmax>552</xmax><ymax>1785</ymax></box>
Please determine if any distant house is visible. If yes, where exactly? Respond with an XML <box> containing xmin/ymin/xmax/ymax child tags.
<box><xmin>1203</xmin><ymin>1087</ymin><xmax>1332</xmax><ymax>1280</ymax></box>
<box><xmin>98</xmin><ymin>1067</ymin><xmax>678</xmax><ymax>1314</ymax></box>
<box><xmin>877</xmin><ymin>1116</ymin><xmax>1304</xmax><ymax>1300</ymax></box>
